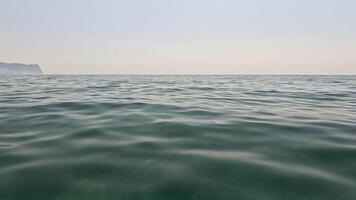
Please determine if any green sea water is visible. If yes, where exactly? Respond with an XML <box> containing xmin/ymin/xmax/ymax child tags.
<box><xmin>0</xmin><ymin>75</ymin><xmax>356</xmax><ymax>200</ymax></box>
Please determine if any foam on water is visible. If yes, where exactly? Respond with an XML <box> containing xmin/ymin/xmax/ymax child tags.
<box><xmin>0</xmin><ymin>75</ymin><xmax>356</xmax><ymax>200</ymax></box>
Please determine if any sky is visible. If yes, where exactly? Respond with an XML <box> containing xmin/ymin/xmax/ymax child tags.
<box><xmin>0</xmin><ymin>0</ymin><xmax>355</xmax><ymax>74</ymax></box>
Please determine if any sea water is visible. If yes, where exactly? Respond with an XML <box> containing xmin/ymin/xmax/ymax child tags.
<box><xmin>0</xmin><ymin>75</ymin><xmax>356</xmax><ymax>200</ymax></box>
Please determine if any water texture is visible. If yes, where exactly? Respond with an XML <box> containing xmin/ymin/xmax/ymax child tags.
<box><xmin>0</xmin><ymin>75</ymin><xmax>356</xmax><ymax>200</ymax></box>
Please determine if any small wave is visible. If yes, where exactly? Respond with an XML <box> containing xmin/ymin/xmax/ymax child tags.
<box><xmin>1</xmin><ymin>75</ymin><xmax>356</xmax><ymax>200</ymax></box>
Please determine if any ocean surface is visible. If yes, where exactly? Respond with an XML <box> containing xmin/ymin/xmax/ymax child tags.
<box><xmin>0</xmin><ymin>75</ymin><xmax>356</xmax><ymax>200</ymax></box>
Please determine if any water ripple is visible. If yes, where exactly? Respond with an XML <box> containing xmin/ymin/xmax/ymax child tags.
<box><xmin>1</xmin><ymin>75</ymin><xmax>356</xmax><ymax>200</ymax></box>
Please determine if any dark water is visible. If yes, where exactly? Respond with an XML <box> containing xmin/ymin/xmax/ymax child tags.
<box><xmin>1</xmin><ymin>75</ymin><xmax>356</xmax><ymax>200</ymax></box>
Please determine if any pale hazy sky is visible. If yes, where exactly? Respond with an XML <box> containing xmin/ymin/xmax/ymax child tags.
<box><xmin>1</xmin><ymin>0</ymin><xmax>355</xmax><ymax>74</ymax></box>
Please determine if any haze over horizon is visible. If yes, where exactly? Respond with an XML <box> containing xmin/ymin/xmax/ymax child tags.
<box><xmin>1</xmin><ymin>0</ymin><xmax>355</xmax><ymax>74</ymax></box>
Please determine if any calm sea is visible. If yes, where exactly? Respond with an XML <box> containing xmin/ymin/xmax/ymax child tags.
<box><xmin>1</xmin><ymin>75</ymin><xmax>356</xmax><ymax>200</ymax></box>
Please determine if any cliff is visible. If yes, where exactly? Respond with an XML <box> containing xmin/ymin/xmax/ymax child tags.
<box><xmin>0</xmin><ymin>62</ymin><xmax>43</xmax><ymax>75</ymax></box>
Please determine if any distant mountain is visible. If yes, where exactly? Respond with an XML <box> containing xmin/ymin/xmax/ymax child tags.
<box><xmin>0</xmin><ymin>62</ymin><xmax>43</xmax><ymax>75</ymax></box>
